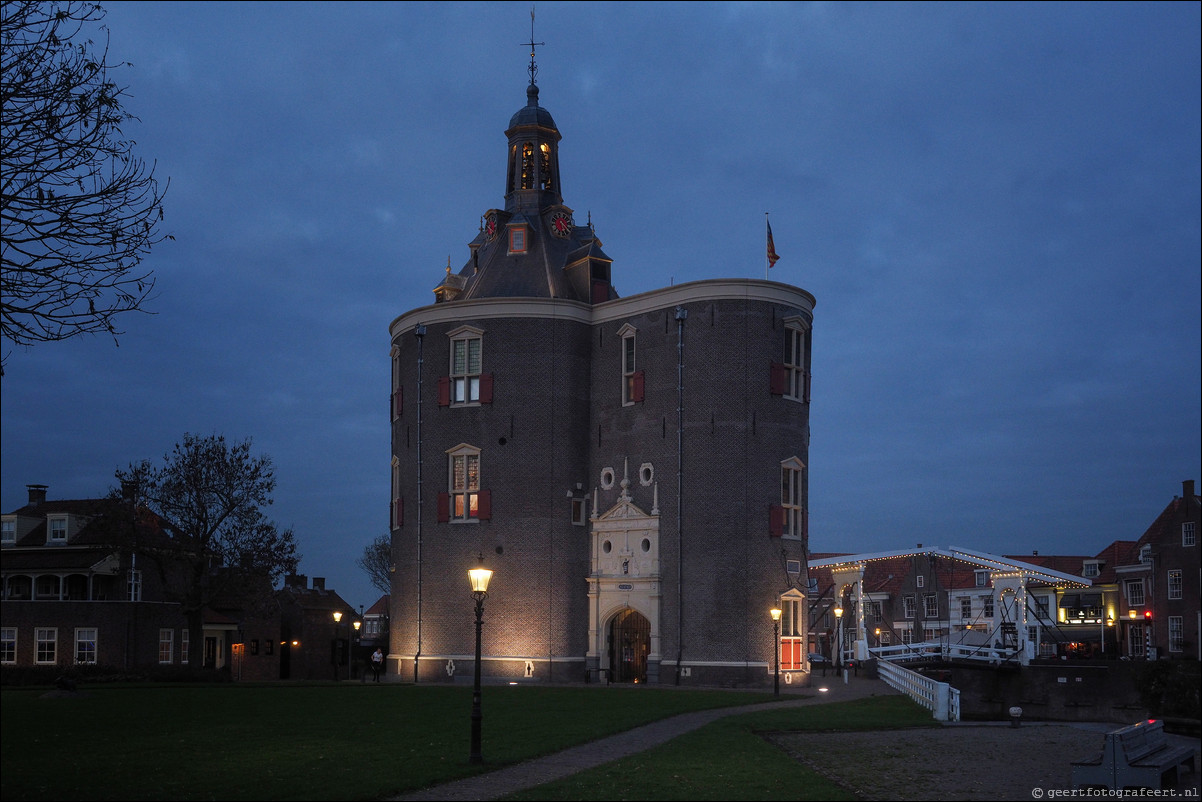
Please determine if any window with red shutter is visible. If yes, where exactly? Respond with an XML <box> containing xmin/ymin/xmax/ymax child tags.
<box><xmin>477</xmin><ymin>490</ymin><xmax>492</xmax><ymax>520</ymax></box>
<box><xmin>437</xmin><ymin>376</ymin><xmax>450</xmax><ymax>407</ymax></box>
<box><xmin>437</xmin><ymin>492</ymin><xmax>450</xmax><ymax>523</ymax></box>
<box><xmin>479</xmin><ymin>373</ymin><xmax>494</xmax><ymax>404</ymax></box>
<box><xmin>392</xmin><ymin>498</ymin><xmax>403</xmax><ymax>529</ymax></box>
<box><xmin>393</xmin><ymin>387</ymin><xmax>403</xmax><ymax>418</ymax></box>
<box><xmin>631</xmin><ymin>370</ymin><xmax>645</xmax><ymax>403</ymax></box>
<box><xmin>769</xmin><ymin>504</ymin><xmax>784</xmax><ymax>537</ymax></box>
<box><xmin>769</xmin><ymin>362</ymin><xmax>786</xmax><ymax>395</ymax></box>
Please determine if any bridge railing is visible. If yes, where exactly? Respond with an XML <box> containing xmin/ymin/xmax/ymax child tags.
<box><xmin>874</xmin><ymin>655</ymin><xmax>961</xmax><ymax>721</ymax></box>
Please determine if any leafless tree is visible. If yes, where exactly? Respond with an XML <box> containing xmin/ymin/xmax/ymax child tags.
<box><xmin>117</xmin><ymin>434</ymin><xmax>300</xmax><ymax>668</ymax></box>
<box><xmin>357</xmin><ymin>533</ymin><xmax>392</xmax><ymax>597</ymax></box>
<box><xmin>1</xmin><ymin>0</ymin><xmax>169</xmax><ymax>372</ymax></box>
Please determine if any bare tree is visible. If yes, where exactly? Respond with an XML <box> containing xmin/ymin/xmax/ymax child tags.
<box><xmin>357</xmin><ymin>533</ymin><xmax>392</xmax><ymax>597</ymax></box>
<box><xmin>1</xmin><ymin>0</ymin><xmax>169</xmax><ymax>371</ymax></box>
<box><xmin>117</xmin><ymin>433</ymin><xmax>300</xmax><ymax>668</ymax></box>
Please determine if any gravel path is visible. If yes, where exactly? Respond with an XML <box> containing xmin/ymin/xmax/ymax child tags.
<box><xmin>770</xmin><ymin>725</ymin><xmax>1200</xmax><ymax>801</ymax></box>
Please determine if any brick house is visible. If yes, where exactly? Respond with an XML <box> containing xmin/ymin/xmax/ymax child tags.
<box><xmin>1113</xmin><ymin>479</ymin><xmax>1201</xmax><ymax>660</ymax></box>
<box><xmin>388</xmin><ymin>70</ymin><xmax>813</xmax><ymax>686</ymax></box>
<box><xmin>2</xmin><ymin>484</ymin><xmax>360</xmax><ymax>680</ymax></box>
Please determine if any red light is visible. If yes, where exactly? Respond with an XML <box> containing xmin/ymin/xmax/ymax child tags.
<box><xmin>1144</xmin><ymin>610</ymin><xmax>1152</xmax><ymax>619</ymax></box>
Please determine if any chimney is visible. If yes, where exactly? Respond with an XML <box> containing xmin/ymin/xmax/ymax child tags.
<box><xmin>312</xmin><ymin>577</ymin><xmax>325</xmax><ymax>591</ymax></box>
<box><xmin>1032</xmin><ymin>550</ymin><xmax>1039</xmax><ymax>556</ymax></box>
<box><xmin>285</xmin><ymin>573</ymin><xmax>307</xmax><ymax>590</ymax></box>
<box><xmin>27</xmin><ymin>484</ymin><xmax>48</xmax><ymax>506</ymax></box>
<box><xmin>1184</xmin><ymin>480</ymin><xmax>1196</xmax><ymax>499</ymax></box>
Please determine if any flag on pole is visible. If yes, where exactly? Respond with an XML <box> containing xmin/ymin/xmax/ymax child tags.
<box><xmin>766</xmin><ymin>219</ymin><xmax>780</xmax><ymax>269</ymax></box>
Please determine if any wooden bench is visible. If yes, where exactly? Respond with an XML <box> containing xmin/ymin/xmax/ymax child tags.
<box><xmin>1072</xmin><ymin>719</ymin><xmax>1197</xmax><ymax>790</ymax></box>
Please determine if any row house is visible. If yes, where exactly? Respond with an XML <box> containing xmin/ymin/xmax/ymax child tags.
<box><xmin>2</xmin><ymin>484</ymin><xmax>362</xmax><ymax>678</ymax></box>
<box><xmin>807</xmin><ymin>479</ymin><xmax>1199</xmax><ymax>663</ymax></box>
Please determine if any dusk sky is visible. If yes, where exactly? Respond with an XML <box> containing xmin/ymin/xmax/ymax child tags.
<box><xmin>3</xmin><ymin>1</ymin><xmax>1199</xmax><ymax>612</ymax></box>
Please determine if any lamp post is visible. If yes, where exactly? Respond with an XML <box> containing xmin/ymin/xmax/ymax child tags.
<box><xmin>769</xmin><ymin>608</ymin><xmax>782</xmax><ymax>697</ymax></box>
<box><xmin>468</xmin><ymin>559</ymin><xmax>493</xmax><ymax>764</ymax></box>
<box><xmin>352</xmin><ymin>619</ymin><xmax>361</xmax><ymax>679</ymax></box>
<box><xmin>833</xmin><ymin>606</ymin><xmax>844</xmax><ymax>671</ymax></box>
<box><xmin>332</xmin><ymin>611</ymin><xmax>343</xmax><ymax>680</ymax></box>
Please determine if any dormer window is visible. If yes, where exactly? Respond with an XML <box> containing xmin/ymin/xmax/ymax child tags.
<box><xmin>1139</xmin><ymin>544</ymin><xmax>1152</xmax><ymax>564</ymax></box>
<box><xmin>48</xmin><ymin>516</ymin><xmax>67</xmax><ymax>544</ymax></box>
<box><xmin>509</xmin><ymin>225</ymin><xmax>527</xmax><ymax>254</ymax></box>
<box><xmin>1</xmin><ymin>519</ymin><xmax>14</xmax><ymax>545</ymax></box>
<box><xmin>1082</xmin><ymin>561</ymin><xmax>1101</xmax><ymax>578</ymax></box>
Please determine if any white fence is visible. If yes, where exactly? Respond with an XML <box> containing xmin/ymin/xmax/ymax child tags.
<box><xmin>873</xmin><ymin>654</ymin><xmax>961</xmax><ymax>721</ymax></box>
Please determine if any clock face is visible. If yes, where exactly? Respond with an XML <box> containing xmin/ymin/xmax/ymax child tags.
<box><xmin>550</xmin><ymin>211</ymin><xmax>572</xmax><ymax>238</ymax></box>
<box><xmin>484</xmin><ymin>214</ymin><xmax>498</xmax><ymax>241</ymax></box>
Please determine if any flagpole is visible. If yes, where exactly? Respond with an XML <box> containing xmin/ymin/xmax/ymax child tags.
<box><xmin>765</xmin><ymin>212</ymin><xmax>770</xmax><ymax>280</ymax></box>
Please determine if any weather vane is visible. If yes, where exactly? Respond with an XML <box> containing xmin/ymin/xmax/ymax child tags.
<box><xmin>523</xmin><ymin>5</ymin><xmax>544</xmax><ymax>85</ymax></box>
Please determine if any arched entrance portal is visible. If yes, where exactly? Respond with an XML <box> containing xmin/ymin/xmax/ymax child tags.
<box><xmin>609</xmin><ymin>609</ymin><xmax>650</xmax><ymax>683</ymax></box>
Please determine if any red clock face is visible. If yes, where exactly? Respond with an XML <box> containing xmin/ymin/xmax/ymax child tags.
<box><xmin>484</xmin><ymin>214</ymin><xmax>498</xmax><ymax>240</ymax></box>
<box><xmin>551</xmin><ymin>212</ymin><xmax>572</xmax><ymax>238</ymax></box>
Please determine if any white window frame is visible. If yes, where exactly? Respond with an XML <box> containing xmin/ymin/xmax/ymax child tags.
<box><xmin>127</xmin><ymin>568</ymin><xmax>142</xmax><ymax>602</ymax></box>
<box><xmin>1</xmin><ymin>518</ymin><xmax>15</xmax><ymax>545</ymax></box>
<box><xmin>1168</xmin><ymin>616</ymin><xmax>1183</xmax><ymax>653</ymax></box>
<box><xmin>1082</xmin><ymin>561</ymin><xmax>1100</xmax><ymax>577</ymax></box>
<box><xmin>391</xmin><ymin>457</ymin><xmax>402</xmax><ymax>531</ymax></box>
<box><xmin>782</xmin><ymin>318</ymin><xmax>808</xmax><ymax>402</ymax></box>
<box><xmin>619</xmin><ymin>323</ymin><xmax>638</xmax><ymax>406</ymax></box>
<box><xmin>1</xmin><ymin>627</ymin><xmax>15</xmax><ymax>663</ymax></box>
<box><xmin>916</xmin><ymin>575</ymin><xmax>925</xmax><ymax>588</ymax></box>
<box><xmin>159</xmin><ymin>628</ymin><xmax>174</xmax><ymax>664</ymax></box>
<box><xmin>181</xmin><ymin>630</ymin><xmax>190</xmax><ymax>664</ymax></box>
<box><xmin>903</xmin><ymin>595</ymin><xmax>915</xmax><ymax>619</ymax></box>
<box><xmin>74</xmin><ymin>628</ymin><xmax>98</xmax><ymax>664</ymax></box>
<box><xmin>959</xmin><ymin>597</ymin><xmax>972</xmax><ymax>620</ymax></box>
<box><xmin>48</xmin><ymin>516</ymin><xmax>68</xmax><ymax>543</ymax></box>
<box><xmin>448</xmin><ymin>327</ymin><xmax>483</xmax><ymax>405</ymax></box>
<box><xmin>1167</xmin><ymin>569</ymin><xmax>1182</xmax><ymax>600</ymax></box>
<box><xmin>447</xmin><ymin>444</ymin><xmax>482</xmax><ymax>522</ymax></box>
<box><xmin>780</xmin><ymin>457</ymin><xmax>805</xmax><ymax>540</ymax></box>
<box><xmin>879</xmin><ymin>630</ymin><xmax>891</xmax><ymax>646</ymax></box>
<box><xmin>35</xmin><ymin>627</ymin><xmax>57</xmax><ymax>665</ymax></box>
<box><xmin>975</xmin><ymin>571</ymin><xmax>989</xmax><ymax>588</ymax></box>
<box><xmin>923</xmin><ymin>593</ymin><xmax>938</xmax><ymax>618</ymax></box>
<box><xmin>1139</xmin><ymin>544</ymin><xmax>1153</xmax><ymax>564</ymax></box>
<box><xmin>982</xmin><ymin>594</ymin><xmax>994</xmax><ymax>619</ymax></box>
<box><xmin>1125</xmin><ymin>578</ymin><xmax>1145</xmax><ymax>607</ymax></box>
<box><xmin>1184</xmin><ymin>522</ymin><xmax>1196</xmax><ymax>547</ymax></box>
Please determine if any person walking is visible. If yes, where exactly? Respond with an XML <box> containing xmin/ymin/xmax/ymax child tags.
<box><xmin>371</xmin><ymin>647</ymin><xmax>384</xmax><ymax>682</ymax></box>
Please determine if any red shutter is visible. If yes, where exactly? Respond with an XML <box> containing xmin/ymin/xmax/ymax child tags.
<box><xmin>802</xmin><ymin>507</ymin><xmax>808</xmax><ymax>540</ymax></box>
<box><xmin>392</xmin><ymin>498</ymin><xmax>403</xmax><ymax>529</ymax></box>
<box><xmin>437</xmin><ymin>376</ymin><xmax>450</xmax><ymax>407</ymax></box>
<box><xmin>479</xmin><ymin>373</ymin><xmax>494</xmax><ymax>404</ymax></box>
<box><xmin>437</xmin><ymin>492</ymin><xmax>450</xmax><ymax>523</ymax></box>
<box><xmin>477</xmin><ymin>490</ymin><xmax>492</xmax><ymax>520</ymax></box>
<box><xmin>393</xmin><ymin>387</ymin><xmax>403</xmax><ymax>418</ymax></box>
<box><xmin>632</xmin><ymin>370</ymin><xmax>645</xmax><ymax>402</ymax></box>
<box><xmin>769</xmin><ymin>505</ymin><xmax>784</xmax><ymax>537</ymax></box>
<box><xmin>591</xmin><ymin>279</ymin><xmax>609</xmax><ymax>304</ymax></box>
<box><xmin>769</xmin><ymin>362</ymin><xmax>786</xmax><ymax>395</ymax></box>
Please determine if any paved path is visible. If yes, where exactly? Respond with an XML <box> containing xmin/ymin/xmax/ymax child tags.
<box><xmin>389</xmin><ymin>672</ymin><xmax>892</xmax><ymax>801</ymax></box>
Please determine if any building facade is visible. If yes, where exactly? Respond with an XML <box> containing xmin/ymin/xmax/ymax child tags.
<box><xmin>388</xmin><ymin>72</ymin><xmax>814</xmax><ymax>686</ymax></box>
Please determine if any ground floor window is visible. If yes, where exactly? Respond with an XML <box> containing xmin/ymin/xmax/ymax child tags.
<box><xmin>1128</xmin><ymin>623</ymin><xmax>1144</xmax><ymax>657</ymax></box>
<box><xmin>1</xmin><ymin>628</ymin><xmax>14</xmax><ymax>663</ymax></box>
<box><xmin>1168</xmin><ymin>616</ymin><xmax>1183</xmax><ymax>653</ymax></box>
<box><xmin>181</xmin><ymin>630</ymin><xmax>190</xmax><ymax>664</ymax></box>
<box><xmin>35</xmin><ymin>628</ymin><xmax>56</xmax><ymax>664</ymax></box>
<box><xmin>74</xmin><ymin>628</ymin><xmax>97</xmax><ymax>664</ymax></box>
<box><xmin>159</xmin><ymin>629</ymin><xmax>174</xmax><ymax>664</ymax></box>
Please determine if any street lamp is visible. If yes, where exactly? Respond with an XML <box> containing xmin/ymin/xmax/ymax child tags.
<box><xmin>769</xmin><ymin>608</ymin><xmax>782</xmax><ymax>697</ymax></box>
<box><xmin>352</xmin><ymin>619</ymin><xmax>361</xmax><ymax>679</ymax></box>
<box><xmin>332</xmin><ymin>611</ymin><xmax>343</xmax><ymax>680</ymax></box>
<box><xmin>833</xmin><ymin>606</ymin><xmax>844</xmax><ymax>671</ymax></box>
<box><xmin>468</xmin><ymin>558</ymin><xmax>494</xmax><ymax>764</ymax></box>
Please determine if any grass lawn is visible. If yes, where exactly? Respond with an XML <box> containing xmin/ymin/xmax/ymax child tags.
<box><xmin>0</xmin><ymin>682</ymin><xmax>774</xmax><ymax>801</ymax></box>
<box><xmin>1</xmin><ymin>683</ymin><xmax>933</xmax><ymax>801</ymax></box>
<box><xmin>502</xmin><ymin>696</ymin><xmax>936</xmax><ymax>801</ymax></box>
